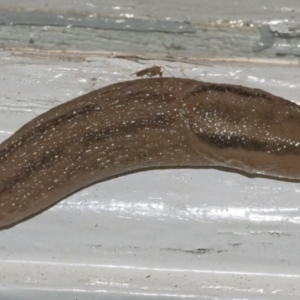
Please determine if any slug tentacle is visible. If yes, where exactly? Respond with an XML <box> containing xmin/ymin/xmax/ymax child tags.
<box><xmin>0</xmin><ymin>77</ymin><xmax>300</xmax><ymax>228</ymax></box>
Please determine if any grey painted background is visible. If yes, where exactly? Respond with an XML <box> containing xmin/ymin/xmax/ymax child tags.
<box><xmin>1</xmin><ymin>0</ymin><xmax>300</xmax><ymax>58</ymax></box>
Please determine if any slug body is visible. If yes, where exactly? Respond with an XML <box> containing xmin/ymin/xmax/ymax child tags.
<box><xmin>0</xmin><ymin>77</ymin><xmax>300</xmax><ymax>228</ymax></box>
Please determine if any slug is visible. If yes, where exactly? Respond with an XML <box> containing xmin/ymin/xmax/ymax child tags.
<box><xmin>0</xmin><ymin>77</ymin><xmax>300</xmax><ymax>228</ymax></box>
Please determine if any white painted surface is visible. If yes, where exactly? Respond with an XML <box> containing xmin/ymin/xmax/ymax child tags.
<box><xmin>0</xmin><ymin>51</ymin><xmax>299</xmax><ymax>299</ymax></box>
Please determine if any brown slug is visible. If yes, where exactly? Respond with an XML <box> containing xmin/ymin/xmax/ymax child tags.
<box><xmin>0</xmin><ymin>77</ymin><xmax>300</xmax><ymax>228</ymax></box>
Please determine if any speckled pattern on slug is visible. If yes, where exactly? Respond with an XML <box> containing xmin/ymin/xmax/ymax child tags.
<box><xmin>0</xmin><ymin>77</ymin><xmax>300</xmax><ymax>228</ymax></box>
